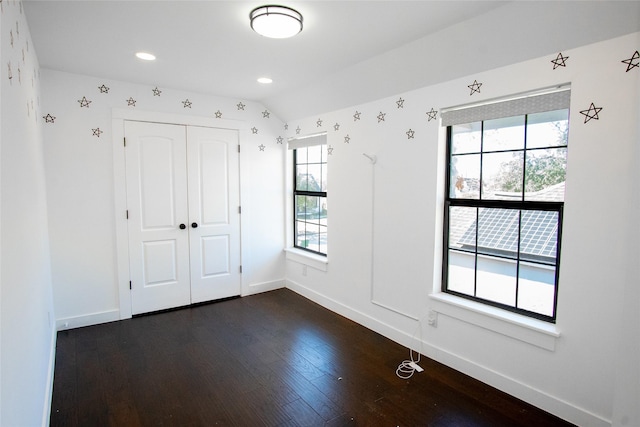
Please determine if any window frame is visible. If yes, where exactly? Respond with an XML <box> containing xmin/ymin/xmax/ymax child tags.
<box><xmin>442</xmin><ymin>110</ymin><xmax>567</xmax><ymax>323</ymax></box>
<box><xmin>292</xmin><ymin>145</ymin><xmax>328</xmax><ymax>257</ymax></box>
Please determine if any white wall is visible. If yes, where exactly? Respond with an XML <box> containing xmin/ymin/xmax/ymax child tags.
<box><xmin>40</xmin><ymin>69</ymin><xmax>287</xmax><ymax>328</ymax></box>
<box><xmin>1</xmin><ymin>1</ymin><xmax>57</xmax><ymax>425</ymax></box>
<box><xmin>285</xmin><ymin>32</ymin><xmax>640</xmax><ymax>427</ymax></box>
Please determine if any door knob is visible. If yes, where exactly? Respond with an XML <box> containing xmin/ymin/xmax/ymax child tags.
<box><xmin>179</xmin><ymin>224</ymin><xmax>186</xmax><ymax>230</ymax></box>
<box><xmin>191</xmin><ymin>222</ymin><xmax>198</xmax><ymax>228</ymax></box>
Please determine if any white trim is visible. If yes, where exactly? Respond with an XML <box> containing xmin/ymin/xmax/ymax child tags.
<box><xmin>286</xmin><ymin>279</ymin><xmax>606</xmax><ymax>427</ymax></box>
<box><xmin>429</xmin><ymin>292</ymin><xmax>560</xmax><ymax>351</ymax></box>
<box><xmin>243</xmin><ymin>279</ymin><xmax>286</xmax><ymax>296</ymax></box>
<box><xmin>41</xmin><ymin>326</ymin><xmax>57</xmax><ymax>427</ymax></box>
<box><xmin>56</xmin><ymin>309</ymin><xmax>120</xmax><ymax>331</ymax></box>
<box><xmin>284</xmin><ymin>247</ymin><xmax>328</xmax><ymax>271</ymax></box>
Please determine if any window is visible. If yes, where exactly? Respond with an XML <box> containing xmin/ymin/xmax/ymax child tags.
<box><xmin>291</xmin><ymin>134</ymin><xmax>328</xmax><ymax>256</ymax></box>
<box><xmin>442</xmin><ymin>88</ymin><xmax>570</xmax><ymax>322</ymax></box>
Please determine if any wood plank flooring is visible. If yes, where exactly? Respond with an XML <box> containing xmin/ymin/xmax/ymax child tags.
<box><xmin>50</xmin><ymin>288</ymin><xmax>574</xmax><ymax>426</ymax></box>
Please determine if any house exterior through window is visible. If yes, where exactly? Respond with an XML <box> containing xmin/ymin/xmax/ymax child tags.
<box><xmin>441</xmin><ymin>88</ymin><xmax>570</xmax><ymax>322</ymax></box>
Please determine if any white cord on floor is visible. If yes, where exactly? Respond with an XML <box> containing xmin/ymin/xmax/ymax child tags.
<box><xmin>396</xmin><ymin>349</ymin><xmax>422</xmax><ymax>379</ymax></box>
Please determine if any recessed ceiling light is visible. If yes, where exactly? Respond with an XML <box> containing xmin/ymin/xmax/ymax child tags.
<box><xmin>135</xmin><ymin>52</ymin><xmax>156</xmax><ymax>61</ymax></box>
<box><xmin>257</xmin><ymin>77</ymin><xmax>273</xmax><ymax>84</ymax></box>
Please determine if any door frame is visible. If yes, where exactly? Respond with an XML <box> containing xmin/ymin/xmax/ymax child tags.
<box><xmin>112</xmin><ymin>109</ymin><xmax>247</xmax><ymax>320</ymax></box>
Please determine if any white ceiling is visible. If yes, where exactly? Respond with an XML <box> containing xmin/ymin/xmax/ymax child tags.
<box><xmin>23</xmin><ymin>1</ymin><xmax>640</xmax><ymax>121</ymax></box>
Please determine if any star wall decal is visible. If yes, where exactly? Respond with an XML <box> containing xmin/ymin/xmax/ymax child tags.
<box><xmin>426</xmin><ymin>108</ymin><xmax>438</xmax><ymax>121</ymax></box>
<box><xmin>344</xmin><ymin>135</ymin><xmax>351</xmax><ymax>144</ymax></box>
<box><xmin>126</xmin><ymin>97</ymin><xmax>136</xmax><ymax>107</ymax></box>
<box><xmin>258</xmin><ymin>144</ymin><xmax>265</xmax><ymax>151</ymax></box>
<box><xmin>152</xmin><ymin>87</ymin><xmax>162</xmax><ymax>96</ymax></box>
<box><xmin>92</xmin><ymin>128</ymin><xmax>103</xmax><ymax>138</ymax></box>
<box><xmin>98</xmin><ymin>84</ymin><xmax>110</xmax><ymax>94</ymax></box>
<box><xmin>43</xmin><ymin>113</ymin><xmax>56</xmax><ymax>123</ymax></box>
<box><xmin>10</xmin><ymin>29</ymin><xmax>13</xmax><ymax>48</ymax></box>
<box><xmin>396</xmin><ymin>97</ymin><xmax>405</xmax><ymax>108</ymax></box>
<box><xmin>182</xmin><ymin>99</ymin><xmax>192</xmax><ymax>108</ymax></box>
<box><xmin>7</xmin><ymin>63</ymin><xmax>12</xmax><ymax>83</ymax></box>
<box><xmin>621</xmin><ymin>50</ymin><xmax>639</xmax><ymax>72</ymax></box>
<box><xmin>406</xmin><ymin>129</ymin><xmax>415</xmax><ymax>139</ymax></box>
<box><xmin>262</xmin><ymin>110</ymin><xmax>270</xmax><ymax>118</ymax></box>
<box><xmin>284</xmin><ymin>123</ymin><xmax>289</xmax><ymax>130</ymax></box>
<box><xmin>317</xmin><ymin>118</ymin><xmax>323</xmax><ymax>127</ymax></box>
<box><xmin>237</xmin><ymin>102</ymin><xmax>245</xmax><ymax>110</ymax></box>
<box><xmin>551</xmin><ymin>52</ymin><xmax>569</xmax><ymax>69</ymax></box>
<box><xmin>17</xmin><ymin>67</ymin><xmax>21</xmax><ymax>84</ymax></box>
<box><xmin>251</xmin><ymin>127</ymin><xmax>258</xmax><ymax>134</ymax></box>
<box><xmin>353</xmin><ymin>111</ymin><xmax>361</xmax><ymax>121</ymax></box>
<box><xmin>78</xmin><ymin>96</ymin><xmax>92</xmax><ymax>108</ymax></box>
<box><xmin>579</xmin><ymin>102</ymin><xmax>602</xmax><ymax>123</ymax></box>
<box><xmin>334</xmin><ymin>123</ymin><xmax>340</xmax><ymax>131</ymax></box>
<box><xmin>327</xmin><ymin>145</ymin><xmax>334</xmax><ymax>155</ymax></box>
<box><xmin>296</xmin><ymin>126</ymin><xmax>301</xmax><ymax>135</ymax></box>
<box><xmin>468</xmin><ymin>80</ymin><xmax>482</xmax><ymax>95</ymax></box>
<box><xmin>377</xmin><ymin>112</ymin><xmax>386</xmax><ymax>123</ymax></box>
<box><xmin>276</xmin><ymin>136</ymin><xmax>284</xmax><ymax>144</ymax></box>
<box><xmin>214</xmin><ymin>110</ymin><xmax>222</xmax><ymax>118</ymax></box>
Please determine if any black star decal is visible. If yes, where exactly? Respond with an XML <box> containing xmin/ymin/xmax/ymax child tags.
<box><xmin>334</xmin><ymin>123</ymin><xmax>340</xmax><ymax>131</ymax></box>
<box><xmin>622</xmin><ymin>50</ymin><xmax>640</xmax><ymax>72</ymax></box>
<box><xmin>182</xmin><ymin>99</ymin><xmax>192</xmax><ymax>108</ymax></box>
<box><xmin>327</xmin><ymin>146</ymin><xmax>334</xmax><ymax>155</ymax></box>
<box><xmin>276</xmin><ymin>136</ymin><xmax>284</xmax><ymax>144</ymax></box>
<box><xmin>126</xmin><ymin>97</ymin><xmax>136</xmax><ymax>107</ymax></box>
<box><xmin>353</xmin><ymin>111</ymin><xmax>361</xmax><ymax>121</ymax></box>
<box><xmin>296</xmin><ymin>126</ymin><xmax>301</xmax><ymax>135</ymax></box>
<box><xmin>406</xmin><ymin>129</ymin><xmax>415</xmax><ymax>139</ymax></box>
<box><xmin>251</xmin><ymin>127</ymin><xmax>258</xmax><ymax>134</ymax></box>
<box><xmin>426</xmin><ymin>108</ymin><xmax>438</xmax><ymax>121</ymax></box>
<box><xmin>92</xmin><ymin>128</ymin><xmax>103</xmax><ymax>138</ymax></box>
<box><xmin>317</xmin><ymin>118</ymin><xmax>323</xmax><ymax>127</ymax></box>
<box><xmin>468</xmin><ymin>80</ymin><xmax>482</xmax><ymax>95</ymax></box>
<box><xmin>377</xmin><ymin>112</ymin><xmax>386</xmax><ymax>123</ymax></box>
<box><xmin>284</xmin><ymin>123</ymin><xmax>289</xmax><ymax>130</ymax></box>
<box><xmin>7</xmin><ymin>63</ymin><xmax>12</xmax><ymax>83</ymax></box>
<box><xmin>344</xmin><ymin>135</ymin><xmax>351</xmax><ymax>144</ymax></box>
<box><xmin>258</xmin><ymin>144</ymin><xmax>265</xmax><ymax>151</ymax></box>
<box><xmin>78</xmin><ymin>96</ymin><xmax>91</xmax><ymax>108</ymax></box>
<box><xmin>43</xmin><ymin>113</ymin><xmax>56</xmax><ymax>123</ymax></box>
<box><xmin>551</xmin><ymin>52</ymin><xmax>569</xmax><ymax>70</ymax></box>
<box><xmin>262</xmin><ymin>110</ymin><xmax>270</xmax><ymax>118</ymax></box>
<box><xmin>396</xmin><ymin>97</ymin><xmax>405</xmax><ymax>108</ymax></box>
<box><xmin>214</xmin><ymin>110</ymin><xmax>222</xmax><ymax>119</ymax></box>
<box><xmin>579</xmin><ymin>102</ymin><xmax>602</xmax><ymax>123</ymax></box>
<box><xmin>237</xmin><ymin>102</ymin><xmax>245</xmax><ymax>110</ymax></box>
<box><xmin>10</xmin><ymin>30</ymin><xmax>13</xmax><ymax>48</ymax></box>
<box><xmin>98</xmin><ymin>84</ymin><xmax>110</xmax><ymax>94</ymax></box>
<box><xmin>152</xmin><ymin>87</ymin><xmax>162</xmax><ymax>96</ymax></box>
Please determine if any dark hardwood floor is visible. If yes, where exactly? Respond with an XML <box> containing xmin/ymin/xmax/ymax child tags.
<box><xmin>50</xmin><ymin>289</ymin><xmax>574</xmax><ymax>426</ymax></box>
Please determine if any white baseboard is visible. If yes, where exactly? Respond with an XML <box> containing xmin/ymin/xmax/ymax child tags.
<box><xmin>285</xmin><ymin>279</ymin><xmax>610</xmax><ymax>427</ymax></box>
<box><xmin>243</xmin><ymin>278</ymin><xmax>285</xmax><ymax>296</ymax></box>
<box><xmin>56</xmin><ymin>309</ymin><xmax>120</xmax><ymax>331</ymax></box>
<box><xmin>42</xmin><ymin>325</ymin><xmax>57</xmax><ymax>427</ymax></box>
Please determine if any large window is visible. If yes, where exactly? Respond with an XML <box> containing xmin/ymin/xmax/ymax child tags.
<box><xmin>292</xmin><ymin>138</ymin><xmax>327</xmax><ymax>256</ymax></box>
<box><xmin>442</xmin><ymin>88</ymin><xmax>570</xmax><ymax>322</ymax></box>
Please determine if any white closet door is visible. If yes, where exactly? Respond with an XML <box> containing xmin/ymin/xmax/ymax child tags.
<box><xmin>125</xmin><ymin>121</ymin><xmax>191</xmax><ymax>315</ymax></box>
<box><xmin>187</xmin><ymin>126</ymin><xmax>241</xmax><ymax>303</ymax></box>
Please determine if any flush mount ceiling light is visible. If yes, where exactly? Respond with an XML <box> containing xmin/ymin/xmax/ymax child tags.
<box><xmin>257</xmin><ymin>77</ymin><xmax>273</xmax><ymax>84</ymax></box>
<box><xmin>250</xmin><ymin>5</ymin><xmax>303</xmax><ymax>39</ymax></box>
<box><xmin>135</xmin><ymin>52</ymin><xmax>156</xmax><ymax>61</ymax></box>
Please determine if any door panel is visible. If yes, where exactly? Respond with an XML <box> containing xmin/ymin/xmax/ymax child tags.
<box><xmin>187</xmin><ymin>126</ymin><xmax>241</xmax><ymax>303</ymax></box>
<box><xmin>125</xmin><ymin>121</ymin><xmax>191</xmax><ymax>315</ymax></box>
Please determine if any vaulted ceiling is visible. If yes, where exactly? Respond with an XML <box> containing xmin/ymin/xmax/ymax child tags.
<box><xmin>24</xmin><ymin>1</ymin><xmax>640</xmax><ymax>121</ymax></box>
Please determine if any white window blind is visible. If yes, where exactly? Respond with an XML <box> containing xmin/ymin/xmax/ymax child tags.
<box><xmin>287</xmin><ymin>133</ymin><xmax>327</xmax><ymax>150</ymax></box>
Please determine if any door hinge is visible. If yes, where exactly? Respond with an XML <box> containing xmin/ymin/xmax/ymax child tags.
<box><xmin>124</xmin><ymin>137</ymin><xmax>126</xmax><ymax>147</ymax></box>
<box><xmin>129</xmin><ymin>281</ymin><xmax>132</xmax><ymax>290</ymax></box>
<box><xmin>239</xmin><ymin>265</ymin><xmax>243</xmax><ymax>274</ymax></box>
<box><xmin>238</xmin><ymin>206</ymin><xmax>242</xmax><ymax>214</ymax></box>
<box><xmin>237</xmin><ymin>145</ymin><xmax>241</xmax><ymax>153</ymax></box>
<box><xmin>126</xmin><ymin>210</ymin><xmax>129</xmax><ymax>219</ymax></box>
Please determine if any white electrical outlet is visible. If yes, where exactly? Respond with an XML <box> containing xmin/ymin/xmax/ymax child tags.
<box><xmin>427</xmin><ymin>310</ymin><xmax>438</xmax><ymax>327</ymax></box>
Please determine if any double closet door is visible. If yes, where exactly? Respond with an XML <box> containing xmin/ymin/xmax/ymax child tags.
<box><xmin>124</xmin><ymin>121</ymin><xmax>241</xmax><ymax>315</ymax></box>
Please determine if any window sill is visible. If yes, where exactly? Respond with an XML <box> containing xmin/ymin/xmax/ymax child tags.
<box><xmin>428</xmin><ymin>292</ymin><xmax>560</xmax><ymax>351</ymax></box>
<box><xmin>284</xmin><ymin>248</ymin><xmax>328</xmax><ymax>272</ymax></box>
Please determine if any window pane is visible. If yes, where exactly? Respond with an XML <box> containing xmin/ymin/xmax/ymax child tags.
<box><xmin>526</xmin><ymin>109</ymin><xmax>569</xmax><ymax>149</ymax></box>
<box><xmin>483</xmin><ymin>116</ymin><xmax>525</xmax><ymax>152</ymax></box>
<box><xmin>482</xmin><ymin>151</ymin><xmax>523</xmax><ymax>200</ymax></box>
<box><xmin>448</xmin><ymin>206</ymin><xmax>477</xmax><ymax>250</ymax></box>
<box><xmin>451</xmin><ymin>122</ymin><xmax>481</xmax><ymax>154</ymax></box>
<box><xmin>450</xmin><ymin>154</ymin><xmax>480</xmax><ymax>199</ymax></box>
<box><xmin>476</xmin><ymin>208</ymin><xmax>519</xmax><ymax>258</ymax></box>
<box><xmin>519</xmin><ymin>210</ymin><xmax>559</xmax><ymax>262</ymax></box>
<box><xmin>321</xmin><ymin>163</ymin><xmax>328</xmax><ymax>192</ymax></box>
<box><xmin>295</xmin><ymin>220</ymin><xmax>308</xmax><ymax>248</ymax></box>
<box><xmin>319</xmin><ymin>224</ymin><xmax>327</xmax><ymax>255</ymax></box>
<box><xmin>447</xmin><ymin>249</ymin><xmax>475</xmax><ymax>296</ymax></box>
<box><xmin>306</xmin><ymin>165</ymin><xmax>323</xmax><ymax>192</ymax></box>
<box><xmin>296</xmin><ymin>165</ymin><xmax>308</xmax><ymax>191</ymax></box>
<box><xmin>517</xmin><ymin>261</ymin><xmax>556</xmax><ymax>317</ymax></box>
<box><xmin>295</xmin><ymin>146</ymin><xmax>308</xmax><ymax>164</ymax></box>
<box><xmin>476</xmin><ymin>255</ymin><xmax>517</xmax><ymax>306</ymax></box>
<box><xmin>524</xmin><ymin>148</ymin><xmax>567</xmax><ymax>201</ymax></box>
<box><xmin>307</xmin><ymin>145</ymin><xmax>323</xmax><ymax>164</ymax></box>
